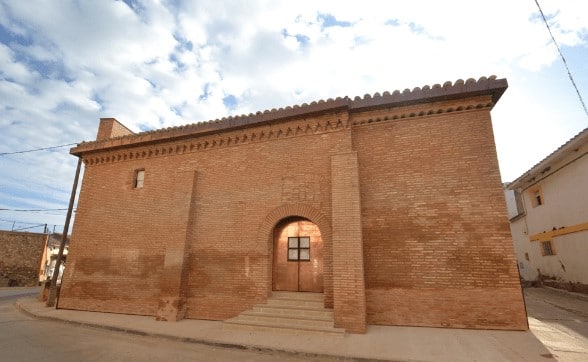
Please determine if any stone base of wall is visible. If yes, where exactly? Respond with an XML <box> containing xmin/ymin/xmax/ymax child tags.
<box><xmin>0</xmin><ymin>264</ymin><xmax>41</xmax><ymax>287</ymax></box>
<box><xmin>0</xmin><ymin>276</ymin><xmax>18</xmax><ymax>287</ymax></box>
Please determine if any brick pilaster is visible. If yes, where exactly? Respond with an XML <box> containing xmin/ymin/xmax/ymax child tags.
<box><xmin>331</xmin><ymin>152</ymin><xmax>367</xmax><ymax>333</ymax></box>
<box><xmin>155</xmin><ymin>171</ymin><xmax>197</xmax><ymax>321</ymax></box>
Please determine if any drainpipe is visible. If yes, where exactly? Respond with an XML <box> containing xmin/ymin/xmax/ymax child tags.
<box><xmin>46</xmin><ymin>156</ymin><xmax>82</xmax><ymax>307</ymax></box>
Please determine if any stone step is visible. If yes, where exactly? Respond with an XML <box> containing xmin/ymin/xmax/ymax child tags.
<box><xmin>237</xmin><ymin>311</ymin><xmax>334</xmax><ymax>327</ymax></box>
<box><xmin>224</xmin><ymin>292</ymin><xmax>344</xmax><ymax>336</ymax></box>
<box><xmin>266</xmin><ymin>297</ymin><xmax>324</xmax><ymax>309</ymax></box>
<box><xmin>224</xmin><ymin>318</ymin><xmax>345</xmax><ymax>336</ymax></box>
<box><xmin>251</xmin><ymin>304</ymin><xmax>333</xmax><ymax>318</ymax></box>
<box><xmin>270</xmin><ymin>291</ymin><xmax>324</xmax><ymax>301</ymax></box>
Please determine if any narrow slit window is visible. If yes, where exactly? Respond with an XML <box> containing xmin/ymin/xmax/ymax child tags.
<box><xmin>533</xmin><ymin>191</ymin><xmax>542</xmax><ymax>206</ymax></box>
<box><xmin>134</xmin><ymin>169</ymin><xmax>145</xmax><ymax>189</ymax></box>
<box><xmin>287</xmin><ymin>236</ymin><xmax>311</xmax><ymax>261</ymax></box>
<box><xmin>529</xmin><ymin>186</ymin><xmax>544</xmax><ymax>208</ymax></box>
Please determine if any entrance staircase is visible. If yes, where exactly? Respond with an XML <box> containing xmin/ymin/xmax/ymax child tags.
<box><xmin>224</xmin><ymin>291</ymin><xmax>345</xmax><ymax>336</ymax></box>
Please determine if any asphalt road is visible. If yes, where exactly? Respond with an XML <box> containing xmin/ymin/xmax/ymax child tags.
<box><xmin>524</xmin><ymin>287</ymin><xmax>588</xmax><ymax>361</ymax></box>
<box><xmin>3</xmin><ymin>286</ymin><xmax>587</xmax><ymax>361</ymax></box>
<box><xmin>0</xmin><ymin>288</ymin><xmax>332</xmax><ymax>362</ymax></box>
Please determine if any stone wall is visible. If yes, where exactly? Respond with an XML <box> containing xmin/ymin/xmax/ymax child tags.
<box><xmin>0</xmin><ymin>230</ymin><xmax>46</xmax><ymax>286</ymax></box>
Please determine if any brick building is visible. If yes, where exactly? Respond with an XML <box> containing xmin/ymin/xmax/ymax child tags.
<box><xmin>59</xmin><ymin>76</ymin><xmax>527</xmax><ymax>333</ymax></box>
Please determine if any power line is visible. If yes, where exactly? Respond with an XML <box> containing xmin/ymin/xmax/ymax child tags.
<box><xmin>534</xmin><ymin>0</ymin><xmax>588</xmax><ymax>119</ymax></box>
<box><xmin>0</xmin><ymin>217</ymin><xmax>47</xmax><ymax>224</ymax></box>
<box><xmin>0</xmin><ymin>143</ymin><xmax>77</xmax><ymax>156</ymax></box>
<box><xmin>12</xmin><ymin>224</ymin><xmax>46</xmax><ymax>231</ymax></box>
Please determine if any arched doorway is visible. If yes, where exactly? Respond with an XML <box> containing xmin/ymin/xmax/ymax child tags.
<box><xmin>272</xmin><ymin>217</ymin><xmax>324</xmax><ymax>292</ymax></box>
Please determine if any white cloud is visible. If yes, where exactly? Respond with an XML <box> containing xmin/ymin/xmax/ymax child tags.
<box><xmin>0</xmin><ymin>0</ymin><xmax>586</xmax><ymax>227</ymax></box>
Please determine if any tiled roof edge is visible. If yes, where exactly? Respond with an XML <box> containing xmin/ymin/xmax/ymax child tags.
<box><xmin>349</xmin><ymin>75</ymin><xmax>506</xmax><ymax>110</ymax></box>
<box><xmin>71</xmin><ymin>75</ymin><xmax>506</xmax><ymax>155</ymax></box>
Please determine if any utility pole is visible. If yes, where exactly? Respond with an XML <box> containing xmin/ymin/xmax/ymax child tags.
<box><xmin>46</xmin><ymin>157</ymin><xmax>82</xmax><ymax>307</ymax></box>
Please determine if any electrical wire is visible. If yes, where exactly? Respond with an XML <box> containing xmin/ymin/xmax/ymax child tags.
<box><xmin>12</xmin><ymin>224</ymin><xmax>46</xmax><ymax>231</ymax></box>
<box><xmin>534</xmin><ymin>0</ymin><xmax>588</xmax><ymax>119</ymax></box>
<box><xmin>0</xmin><ymin>217</ymin><xmax>46</xmax><ymax>224</ymax></box>
<box><xmin>0</xmin><ymin>143</ymin><xmax>77</xmax><ymax>156</ymax></box>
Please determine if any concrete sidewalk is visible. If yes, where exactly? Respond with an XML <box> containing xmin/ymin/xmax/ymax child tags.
<box><xmin>16</xmin><ymin>297</ymin><xmax>553</xmax><ymax>362</ymax></box>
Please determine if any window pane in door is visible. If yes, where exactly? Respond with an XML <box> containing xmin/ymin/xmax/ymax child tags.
<box><xmin>299</xmin><ymin>249</ymin><xmax>310</xmax><ymax>261</ymax></box>
<box><xmin>288</xmin><ymin>237</ymin><xmax>298</xmax><ymax>248</ymax></box>
<box><xmin>299</xmin><ymin>237</ymin><xmax>310</xmax><ymax>248</ymax></box>
<box><xmin>288</xmin><ymin>249</ymin><xmax>299</xmax><ymax>260</ymax></box>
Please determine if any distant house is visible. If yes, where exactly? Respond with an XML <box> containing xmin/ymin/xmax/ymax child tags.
<box><xmin>38</xmin><ymin>233</ymin><xmax>69</xmax><ymax>284</ymax></box>
<box><xmin>506</xmin><ymin>128</ymin><xmax>588</xmax><ymax>293</ymax></box>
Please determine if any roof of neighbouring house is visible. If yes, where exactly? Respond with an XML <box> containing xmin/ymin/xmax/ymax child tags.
<box><xmin>508</xmin><ymin>127</ymin><xmax>588</xmax><ymax>190</ymax></box>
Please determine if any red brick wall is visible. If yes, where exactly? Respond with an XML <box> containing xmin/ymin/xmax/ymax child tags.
<box><xmin>0</xmin><ymin>231</ymin><xmax>46</xmax><ymax>286</ymax></box>
<box><xmin>352</xmin><ymin>98</ymin><xmax>527</xmax><ymax>330</ymax></box>
<box><xmin>60</xmin><ymin>112</ymin><xmax>347</xmax><ymax>319</ymax></box>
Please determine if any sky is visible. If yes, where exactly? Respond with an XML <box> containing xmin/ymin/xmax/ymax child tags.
<box><xmin>0</xmin><ymin>0</ymin><xmax>587</xmax><ymax>232</ymax></box>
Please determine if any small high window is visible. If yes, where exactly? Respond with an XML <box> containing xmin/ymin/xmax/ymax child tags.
<box><xmin>529</xmin><ymin>186</ymin><xmax>543</xmax><ymax>208</ymax></box>
<box><xmin>541</xmin><ymin>240</ymin><xmax>555</xmax><ymax>256</ymax></box>
<box><xmin>134</xmin><ymin>169</ymin><xmax>145</xmax><ymax>189</ymax></box>
<box><xmin>287</xmin><ymin>237</ymin><xmax>310</xmax><ymax>261</ymax></box>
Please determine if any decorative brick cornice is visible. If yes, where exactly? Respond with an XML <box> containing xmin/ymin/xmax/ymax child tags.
<box><xmin>83</xmin><ymin>116</ymin><xmax>349</xmax><ymax>166</ymax></box>
<box><xmin>72</xmin><ymin>76</ymin><xmax>506</xmax><ymax>156</ymax></box>
<box><xmin>351</xmin><ymin>99</ymin><xmax>495</xmax><ymax>126</ymax></box>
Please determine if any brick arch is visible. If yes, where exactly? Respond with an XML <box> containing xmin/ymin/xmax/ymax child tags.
<box><xmin>258</xmin><ymin>203</ymin><xmax>333</xmax><ymax>307</ymax></box>
<box><xmin>258</xmin><ymin>203</ymin><xmax>332</xmax><ymax>243</ymax></box>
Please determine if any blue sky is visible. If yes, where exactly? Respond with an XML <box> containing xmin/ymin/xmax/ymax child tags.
<box><xmin>0</xmin><ymin>0</ymin><xmax>587</xmax><ymax>231</ymax></box>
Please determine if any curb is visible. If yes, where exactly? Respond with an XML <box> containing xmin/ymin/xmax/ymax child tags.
<box><xmin>14</xmin><ymin>298</ymin><xmax>387</xmax><ymax>362</ymax></box>
<box><xmin>0</xmin><ymin>291</ymin><xmax>38</xmax><ymax>301</ymax></box>
<box><xmin>542</xmin><ymin>286</ymin><xmax>588</xmax><ymax>303</ymax></box>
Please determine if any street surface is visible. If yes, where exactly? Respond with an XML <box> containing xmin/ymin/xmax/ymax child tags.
<box><xmin>1</xmin><ymin>286</ymin><xmax>587</xmax><ymax>361</ymax></box>
<box><xmin>524</xmin><ymin>287</ymin><xmax>588</xmax><ymax>361</ymax></box>
<box><xmin>0</xmin><ymin>288</ymin><xmax>334</xmax><ymax>362</ymax></box>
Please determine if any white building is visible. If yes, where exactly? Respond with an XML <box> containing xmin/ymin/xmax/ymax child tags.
<box><xmin>38</xmin><ymin>234</ymin><xmax>68</xmax><ymax>284</ymax></box>
<box><xmin>506</xmin><ymin>128</ymin><xmax>588</xmax><ymax>293</ymax></box>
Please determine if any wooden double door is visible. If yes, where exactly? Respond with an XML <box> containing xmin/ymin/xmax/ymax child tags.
<box><xmin>272</xmin><ymin>218</ymin><xmax>324</xmax><ymax>292</ymax></box>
